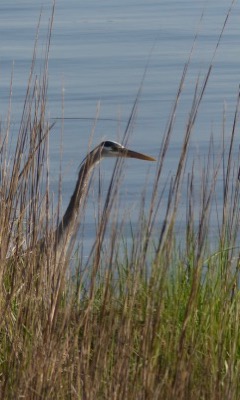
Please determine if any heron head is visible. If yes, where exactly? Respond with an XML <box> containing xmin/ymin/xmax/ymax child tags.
<box><xmin>99</xmin><ymin>140</ymin><xmax>156</xmax><ymax>161</ymax></box>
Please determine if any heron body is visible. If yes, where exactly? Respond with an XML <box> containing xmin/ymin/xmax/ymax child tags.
<box><xmin>53</xmin><ymin>140</ymin><xmax>155</xmax><ymax>251</ymax></box>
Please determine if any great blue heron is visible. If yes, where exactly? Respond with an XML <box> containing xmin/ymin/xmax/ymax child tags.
<box><xmin>51</xmin><ymin>140</ymin><xmax>155</xmax><ymax>253</ymax></box>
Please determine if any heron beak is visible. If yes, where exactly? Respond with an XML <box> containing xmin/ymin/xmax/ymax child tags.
<box><xmin>119</xmin><ymin>147</ymin><xmax>156</xmax><ymax>161</ymax></box>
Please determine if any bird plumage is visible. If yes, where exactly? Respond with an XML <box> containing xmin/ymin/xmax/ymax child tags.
<box><xmin>53</xmin><ymin>140</ymin><xmax>155</xmax><ymax>251</ymax></box>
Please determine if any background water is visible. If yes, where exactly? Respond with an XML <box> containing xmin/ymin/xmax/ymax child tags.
<box><xmin>0</xmin><ymin>0</ymin><xmax>240</xmax><ymax>253</ymax></box>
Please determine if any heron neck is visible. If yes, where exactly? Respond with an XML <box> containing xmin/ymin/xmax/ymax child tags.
<box><xmin>54</xmin><ymin>150</ymin><xmax>100</xmax><ymax>250</ymax></box>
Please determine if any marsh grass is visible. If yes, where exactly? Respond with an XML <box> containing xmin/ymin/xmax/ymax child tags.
<box><xmin>1</xmin><ymin>2</ymin><xmax>240</xmax><ymax>399</ymax></box>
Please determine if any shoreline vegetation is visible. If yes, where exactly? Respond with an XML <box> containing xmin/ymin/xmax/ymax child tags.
<box><xmin>1</xmin><ymin>3</ymin><xmax>240</xmax><ymax>399</ymax></box>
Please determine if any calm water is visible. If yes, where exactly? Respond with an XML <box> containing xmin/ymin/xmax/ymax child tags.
<box><xmin>0</xmin><ymin>1</ymin><xmax>240</xmax><ymax>253</ymax></box>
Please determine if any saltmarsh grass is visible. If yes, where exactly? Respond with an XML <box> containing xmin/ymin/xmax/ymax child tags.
<box><xmin>1</xmin><ymin>3</ymin><xmax>240</xmax><ymax>400</ymax></box>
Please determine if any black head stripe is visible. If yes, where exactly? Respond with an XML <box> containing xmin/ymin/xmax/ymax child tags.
<box><xmin>103</xmin><ymin>141</ymin><xmax>113</xmax><ymax>148</ymax></box>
